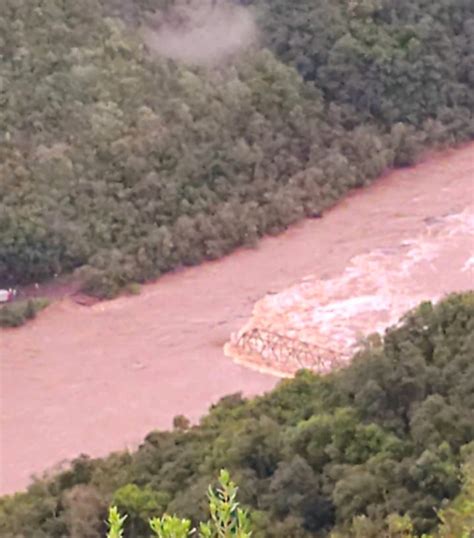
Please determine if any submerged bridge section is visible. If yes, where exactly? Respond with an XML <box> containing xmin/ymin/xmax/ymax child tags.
<box><xmin>230</xmin><ymin>328</ymin><xmax>346</xmax><ymax>376</ymax></box>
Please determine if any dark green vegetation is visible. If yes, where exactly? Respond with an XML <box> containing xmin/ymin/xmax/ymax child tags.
<box><xmin>106</xmin><ymin>470</ymin><xmax>253</xmax><ymax>538</ymax></box>
<box><xmin>105</xmin><ymin>467</ymin><xmax>474</xmax><ymax>538</ymax></box>
<box><xmin>0</xmin><ymin>297</ymin><xmax>49</xmax><ymax>327</ymax></box>
<box><xmin>1</xmin><ymin>0</ymin><xmax>473</xmax><ymax>296</ymax></box>
<box><xmin>256</xmin><ymin>0</ymin><xmax>474</xmax><ymax>129</ymax></box>
<box><xmin>1</xmin><ymin>293</ymin><xmax>473</xmax><ymax>536</ymax></box>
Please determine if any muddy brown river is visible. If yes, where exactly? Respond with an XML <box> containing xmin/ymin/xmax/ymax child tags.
<box><xmin>1</xmin><ymin>144</ymin><xmax>473</xmax><ymax>495</ymax></box>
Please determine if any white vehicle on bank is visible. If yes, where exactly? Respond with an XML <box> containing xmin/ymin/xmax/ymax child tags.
<box><xmin>0</xmin><ymin>289</ymin><xmax>17</xmax><ymax>303</ymax></box>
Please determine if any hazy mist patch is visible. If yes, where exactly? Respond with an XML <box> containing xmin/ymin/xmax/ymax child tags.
<box><xmin>142</xmin><ymin>0</ymin><xmax>259</xmax><ymax>66</ymax></box>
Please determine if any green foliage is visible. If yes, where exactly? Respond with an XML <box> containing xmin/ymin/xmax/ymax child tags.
<box><xmin>126</xmin><ymin>283</ymin><xmax>142</xmax><ymax>296</ymax></box>
<box><xmin>0</xmin><ymin>293</ymin><xmax>473</xmax><ymax>537</ymax></box>
<box><xmin>1</xmin><ymin>0</ymin><xmax>472</xmax><ymax>296</ymax></box>
<box><xmin>0</xmin><ymin>298</ymin><xmax>49</xmax><ymax>327</ymax></box>
<box><xmin>253</xmin><ymin>0</ymin><xmax>474</xmax><ymax>131</ymax></box>
<box><xmin>149</xmin><ymin>515</ymin><xmax>192</xmax><ymax>538</ymax></box>
<box><xmin>435</xmin><ymin>456</ymin><xmax>474</xmax><ymax>538</ymax></box>
<box><xmin>199</xmin><ymin>470</ymin><xmax>252</xmax><ymax>538</ymax></box>
<box><xmin>106</xmin><ymin>506</ymin><xmax>127</xmax><ymax>538</ymax></box>
<box><xmin>112</xmin><ymin>484</ymin><xmax>170</xmax><ymax>535</ymax></box>
<box><xmin>106</xmin><ymin>470</ymin><xmax>251</xmax><ymax>538</ymax></box>
<box><xmin>331</xmin><ymin>455</ymin><xmax>474</xmax><ymax>537</ymax></box>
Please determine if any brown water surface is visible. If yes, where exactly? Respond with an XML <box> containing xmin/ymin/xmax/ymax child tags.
<box><xmin>1</xmin><ymin>144</ymin><xmax>473</xmax><ymax>494</ymax></box>
<box><xmin>227</xmin><ymin>205</ymin><xmax>473</xmax><ymax>375</ymax></box>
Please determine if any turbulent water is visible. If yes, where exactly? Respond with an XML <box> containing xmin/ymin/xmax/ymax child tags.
<box><xmin>1</xmin><ymin>144</ymin><xmax>473</xmax><ymax>494</ymax></box>
<box><xmin>226</xmin><ymin>207</ymin><xmax>473</xmax><ymax>375</ymax></box>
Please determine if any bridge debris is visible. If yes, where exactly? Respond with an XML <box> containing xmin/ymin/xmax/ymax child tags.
<box><xmin>225</xmin><ymin>327</ymin><xmax>348</xmax><ymax>377</ymax></box>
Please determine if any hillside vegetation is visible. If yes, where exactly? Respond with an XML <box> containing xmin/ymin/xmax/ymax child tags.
<box><xmin>1</xmin><ymin>0</ymin><xmax>473</xmax><ymax>296</ymax></box>
<box><xmin>103</xmin><ymin>466</ymin><xmax>474</xmax><ymax>538</ymax></box>
<box><xmin>256</xmin><ymin>0</ymin><xmax>474</xmax><ymax>129</ymax></box>
<box><xmin>1</xmin><ymin>293</ymin><xmax>473</xmax><ymax>536</ymax></box>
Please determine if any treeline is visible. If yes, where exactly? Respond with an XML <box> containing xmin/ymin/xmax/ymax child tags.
<box><xmin>254</xmin><ymin>0</ymin><xmax>474</xmax><ymax>130</ymax></box>
<box><xmin>1</xmin><ymin>0</ymin><xmax>472</xmax><ymax>296</ymax></box>
<box><xmin>1</xmin><ymin>293</ymin><xmax>473</xmax><ymax>536</ymax></box>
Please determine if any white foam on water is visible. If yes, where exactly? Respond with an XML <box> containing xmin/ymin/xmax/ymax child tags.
<box><xmin>463</xmin><ymin>256</ymin><xmax>474</xmax><ymax>272</ymax></box>
<box><xmin>231</xmin><ymin>206</ymin><xmax>473</xmax><ymax>367</ymax></box>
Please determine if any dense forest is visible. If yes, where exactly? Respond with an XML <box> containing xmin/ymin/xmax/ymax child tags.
<box><xmin>1</xmin><ymin>0</ymin><xmax>473</xmax><ymax>296</ymax></box>
<box><xmin>1</xmin><ymin>293</ymin><xmax>473</xmax><ymax>536</ymax></box>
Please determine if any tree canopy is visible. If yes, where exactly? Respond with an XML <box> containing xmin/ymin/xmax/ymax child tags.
<box><xmin>1</xmin><ymin>0</ymin><xmax>472</xmax><ymax>296</ymax></box>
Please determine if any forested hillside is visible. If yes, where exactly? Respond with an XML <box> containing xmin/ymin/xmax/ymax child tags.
<box><xmin>256</xmin><ymin>0</ymin><xmax>474</xmax><ymax>128</ymax></box>
<box><xmin>1</xmin><ymin>0</ymin><xmax>473</xmax><ymax>296</ymax></box>
<box><xmin>1</xmin><ymin>293</ymin><xmax>473</xmax><ymax>536</ymax></box>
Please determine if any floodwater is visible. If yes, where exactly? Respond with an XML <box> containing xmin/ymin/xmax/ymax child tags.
<box><xmin>227</xmin><ymin>207</ymin><xmax>473</xmax><ymax>376</ymax></box>
<box><xmin>1</xmin><ymin>144</ymin><xmax>473</xmax><ymax>495</ymax></box>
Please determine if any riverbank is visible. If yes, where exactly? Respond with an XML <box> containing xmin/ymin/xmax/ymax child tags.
<box><xmin>1</xmin><ymin>143</ymin><xmax>473</xmax><ymax>494</ymax></box>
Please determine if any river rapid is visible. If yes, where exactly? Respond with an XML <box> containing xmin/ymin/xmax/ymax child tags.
<box><xmin>1</xmin><ymin>144</ymin><xmax>473</xmax><ymax>494</ymax></box>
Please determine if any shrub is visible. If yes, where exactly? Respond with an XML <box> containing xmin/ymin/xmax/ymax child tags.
<box><xmin>107</xmin><ymin>470</ymin><xmax>252</xmax><ymax>538</ymax></box>
<box><xmin>0</xmin><ymin>298</ymin><xmax>50</xmax><ymax>328</ymax></box>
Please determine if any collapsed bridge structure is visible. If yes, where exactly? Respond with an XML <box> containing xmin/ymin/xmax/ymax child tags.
<box><xmin>226</xmin><ymin>327</ymin><xmax>348</xmax><ymax>377</ymax></box>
